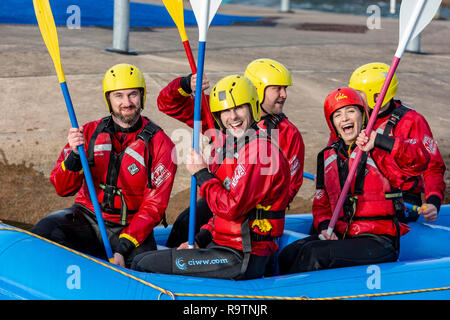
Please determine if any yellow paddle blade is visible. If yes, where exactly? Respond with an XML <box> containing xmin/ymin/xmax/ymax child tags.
<box><xmin>33</xmin><ymin>0</ymin><xmax>65</xmax><ymax>83</ymax></box>
<box><xmin>162</xmin><ymin>0</ymin><xmax>189</xmax><ymax>42</ymax></box>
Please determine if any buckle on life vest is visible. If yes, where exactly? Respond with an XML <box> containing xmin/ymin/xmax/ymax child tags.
<box><xmin>99</xmin><ymin>182</ymin><xmax>128</xmax><ymax>226</ymax></box>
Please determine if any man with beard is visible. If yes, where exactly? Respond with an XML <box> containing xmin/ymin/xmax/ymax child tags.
<box><xmin>31</xmin><ymin>64</ymin><xmax>177</xmax><ymax>267</ymax></box>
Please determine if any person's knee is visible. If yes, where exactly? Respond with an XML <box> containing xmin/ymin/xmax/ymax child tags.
<box><xmin>132</xmin><ymin>250</ymin><xmax>172</xmax><ymax>273</ymax></box>
<box><xmin>31</xmin><ymin>210</ymin><xmax>66</xmax><ymax>236</ymax></box>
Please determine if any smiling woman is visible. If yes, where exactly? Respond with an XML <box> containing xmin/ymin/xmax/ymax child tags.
<box><xmin>324</xmin><ymin>87</ymin><xmax>368</xmax><ymax>148</ymax></box>
<box><xmin>332</xmin><ymin>105</ymin><xmax>364</xmax><ymax>146</ymax></box>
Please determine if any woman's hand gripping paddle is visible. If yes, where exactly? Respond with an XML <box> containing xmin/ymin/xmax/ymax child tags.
<box><xmin>322</xmin><ymin>0</ymin><xmax>442</xmax><ymax>240</ymax></box>
<box><xmin>187</xmin><ymin>0</ymin><xmax>222</xmax><ymax>248</ymax></box>
<box><xmin>162</xmin><ymin>0</ymin><xmax>219</xmax><ymax>147</ymax></box>
<box><xmin>33</xmin><ymin>0</ymin><xmax>114</xmax><ymax>262</ymax></box>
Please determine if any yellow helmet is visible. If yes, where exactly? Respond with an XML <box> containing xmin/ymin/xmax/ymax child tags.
<box><xmin>349</xmin><ymin>62</ymin><xmax>398</xmax><ymax>109</ymax></box>
<box><xmin>244</xmin><ymin>58</ymin><xmax>292</xmax><ymax>104</ymax></box>
<box><xmin>209</xmin><ymin>75</ymin><xmax>260</xmax><ymax>129</ymax></box>
<box><xmin>102</xmin><ymin>63</ymin><xmax>146</xmax><ymax>112</ymax></box>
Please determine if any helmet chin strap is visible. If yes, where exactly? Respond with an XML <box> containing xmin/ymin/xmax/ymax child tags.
<box><xmin>260</xmin><ymin>104</ymin><xmax>270</xmax><ymax>116</ymax></box>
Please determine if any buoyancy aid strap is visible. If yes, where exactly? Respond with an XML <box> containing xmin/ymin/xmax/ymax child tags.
<box><xmin>136</xmin><ymin>119</ymin><xmax>168</xmax><ymax>227</ymax></box>
<box><xmin>262</xmin><ymin>113</ymin><xmax>286</xmax><ymax>137</ymax></box>
<box><xmin>382</xmin><ymin>104</ymin><xmax>410</xmax><ymax>136</ymax></box>
<box><xmin>239</xmin><ymin>218</ymin><xmax>252</xmax><ymax>276</ymax></box>
<box><xmin>137</xmin><ymin>119</ymin><xmax>161</xmax><ymax>188</ymax></box>
<box><xmin>315</xmin><ymin>146</ymin><xmax>334</xmax><ymax>190</ymax></box>
<box><xmin>353</xmin><ymin>151</ymin><xmax>368</xmax><ymax>195</ymax></box>
<box><xmin>87</xmin><ymin>116</ymin><xmax>111</xmax><ymax>166</ymax></box>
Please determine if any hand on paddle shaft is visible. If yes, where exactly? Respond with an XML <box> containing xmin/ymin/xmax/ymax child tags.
<box><xmin>190</xmin><ymin>73</ymin><xmax>210</xmax><ymax>93</ymax></box>
<box><xmin>355</xmin><ymin>130</ymin><xmax>377</xmax><ymax>152</ymax></box>
<box><xmin>67</xmin><ymin>127</ymin><xmax>85</xmax><ymax>154</ymax></box>
<box><xmin>419</xmin><ymin>204</ymin><xmax>438</xmax><ymax>222</ymax></box>
<box><xmin>186</xmin><ymin>148</ymin><xmax>208</xmax><ymax>176</ymax></box>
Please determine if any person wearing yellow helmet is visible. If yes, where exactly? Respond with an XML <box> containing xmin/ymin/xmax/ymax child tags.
<box><xmin>158</xmin><ymin>59</ymin><xmax>305</xmax><ymax>252</ymax></box>
<box><xmin>244</xmin><ymin>58</ymin><xmax>305</xmax><ymax>205</ymax></box>
<box><xmin>349</xmin><ymin>62</ymin><xmax>446</xmax><ymax>223</ymax></box>
<box><xmin>132</xmin><ymin>75</ymin><xmax>290</xmax><ymax>280</ymax></box>
<box><xmin>31</xmin><ymin>63</ymin><xmax>177</xmax><ymax>268</ymax></box>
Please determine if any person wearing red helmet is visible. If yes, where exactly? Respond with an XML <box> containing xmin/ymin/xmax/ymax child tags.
<box><xmin>31</xmin><ymin>64</ymin><xmax>177</xmax><ymax>267</ymax></box>
<box><xmin>278</xmin><ymin>87</ymin><xmax>430</xmax><ymax>274</ymax></box>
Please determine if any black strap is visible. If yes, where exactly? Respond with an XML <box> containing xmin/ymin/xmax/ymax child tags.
<box><xmin>247</xmin><ymin>208</ymin><xmax>285</xmax><ymax>220</ymax></box>
<box><xmin>315</xmin><ymin>145</ymin><xmax>335</xmax><ymax>189</ymax></box>
<box><xmin>136</xmin><ymin>119</ymin><xmax>161</xmax><ymax>188</ymax></box>
<box><xmin>87</xmin><ymin>116</ymin><xmax>111</xmax><ymax>166</ymax></box>
<box><xmin>353</xmin><ymin>152</ymin><xmax>368</xmax><ymax>195</ymax></box>
<box><xmin>382</xmin><ymin>104</ymin><xmax>410</xmax><ymax>136</ymax></box>
<box><xmin>239</xmin><ymin>218</ymin><xmax>252</xmax><ymax>276</ymax></box>
<box><xmin>262</xmin><ymin>113</ymin><xmax>286</xmax><ymax>137</ymax></box>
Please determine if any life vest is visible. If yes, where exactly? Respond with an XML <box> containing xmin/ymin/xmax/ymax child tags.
<box><xmin>316</xmin><ymin>142</ymin><xmax>409</xmax><ymax>238</ymax></box>
<box><xmin>84</xmin><ymin>116</ymin><xmax>162</xmax><ymax>225</ymax></box>
<box><xmin>210</xmin><ymin>127</ymin><xmax>286</xmax><ymax>255</ymax></box>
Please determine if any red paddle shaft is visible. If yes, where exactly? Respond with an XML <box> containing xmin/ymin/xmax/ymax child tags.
<box><xmin>182</xmin><ymin>40</ymin><xmax>218</xmax><ymax>147</ymax></box>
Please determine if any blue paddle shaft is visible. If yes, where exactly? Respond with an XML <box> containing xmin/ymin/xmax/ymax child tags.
<box><xmin>188</xmin><ymin>41</ymin><xmax>207</xmax><ymax>247</ymax></box>
<box><xmin>303</xmin><ymin>172</ymin><xmax>315</xmax><ymax>181</ymax></box>
<box><xmin>60</xmin><ymin>82</ymin><xmax>114</xmax><ymax>260</ymax></box>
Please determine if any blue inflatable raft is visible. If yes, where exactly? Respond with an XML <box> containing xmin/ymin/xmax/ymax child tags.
<box><xmin>1</xmin><ymin>205</ymin><xmax>450</xmax><ymax>300</ymax></box>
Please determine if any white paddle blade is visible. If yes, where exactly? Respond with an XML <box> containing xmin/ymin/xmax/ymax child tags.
<box><xmin>190</xmin><ymin>0</ymin><xmax>222</xmax><ymax>41</ymax></box>
<box><xmin>397</xmin><ymin>0</ymin><xmax>442</xmax><ymax>57</ymax></box>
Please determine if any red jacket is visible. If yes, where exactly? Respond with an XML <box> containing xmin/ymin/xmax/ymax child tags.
<box><xmin>313</xmin><ymin>140</ymin><xmax>429</xmax><ymax>237</ymax></box>
<box><xmin>257</xmin><ymin>115</ymin><xmax>305</xmax><ymax>204</ymax></box>
<box><xmin>50</xmin><ymin>116</ymin><xmax>177</xmax><ymax>254</ymax></box>
<box><xmin>373</xmin><ymin>101</ymin><xmax>446</xmax><ymax>206</ymax></box>
<box><xmin>157</xmin><ymin>77</ymin><xmax>305</xmax><ymax>203</ymax></box>
<box><xmin>197</xmin><ymin>127</ymin><xmax>290</xmax><ymax>256</ymax></box>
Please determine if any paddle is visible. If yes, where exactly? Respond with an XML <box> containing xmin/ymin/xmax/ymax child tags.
<box><xmin>323</xmin><ymin>0</ymin><xmax>442</xmax><ymax>239</ymax></box>
<box><xmin>33</xmin><ymin>0</ymin><xmax>114</xmax><ymax>262</ymax></box>
<box><xmin>187</xmin><ymin>0</ymin><xmax>222</xmax><ymax>248</ymax></box>
<box><xmin>162</xmin><ymin>0</ymin><xmax>219</xmax><ymax>147</ymax></box>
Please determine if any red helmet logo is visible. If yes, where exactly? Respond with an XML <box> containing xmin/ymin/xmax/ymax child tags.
<box><xmin>335</xmin><ymin>92</ymin><xmax>348</xmax><ymax>102</ymax></box>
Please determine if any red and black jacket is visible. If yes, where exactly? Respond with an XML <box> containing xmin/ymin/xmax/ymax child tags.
<box><xmin>50</xmin><ymin>116</ymin><xmax>177</xmax><ymax>257</ymax></box>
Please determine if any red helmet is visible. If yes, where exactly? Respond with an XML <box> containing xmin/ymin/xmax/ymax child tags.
<box><xmin>324</xmin><ymin>87</ymin><xmax>368</xmax><ymax>137</ymax></box>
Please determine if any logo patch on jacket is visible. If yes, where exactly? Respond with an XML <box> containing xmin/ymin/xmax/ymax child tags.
<box><xmin>151</xmin><ymin>164</ymin><xmax>171</xmax><ymax>187</ymax></box>
<box><xmin>127</xmin><ymin>163</ymin><xmax>140</xmax><ymax>176</ymax></box>
<box><xmin>423</xmin><ymin>135</ymin><xmax>436</xmax><ymax>155</ymax></box>
<box><xmin>231</xmin><ymin>164</ymin><xmax>246</xmax><ymax>188</ymax></box>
